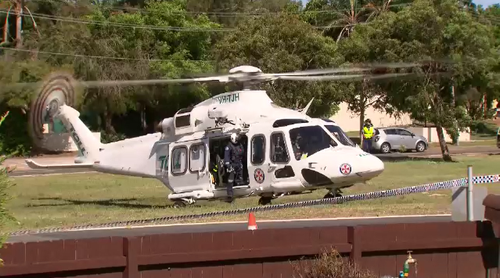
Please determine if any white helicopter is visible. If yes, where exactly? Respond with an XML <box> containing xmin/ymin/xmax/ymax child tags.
<box><xmin>23</xmin><ymin>64</ymin><xmax>418</xmax><ymax>206</ymax></box>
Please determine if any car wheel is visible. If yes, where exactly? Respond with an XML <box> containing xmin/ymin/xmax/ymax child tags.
<box><xmin>380</xmin><ymin>142</ymin><xmax>391</xmax><ymax>153</ymax></box>
<box><xmin>416</xmin><ymin>141</ymin><xmax>426</xmax><ymax>152</ymax></box>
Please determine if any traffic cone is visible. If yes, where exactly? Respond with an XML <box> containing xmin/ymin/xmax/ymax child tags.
<box><xmin>247</xmin><ymin>212</ymin><xmax>258</xmax><ymax>230</ymax></box>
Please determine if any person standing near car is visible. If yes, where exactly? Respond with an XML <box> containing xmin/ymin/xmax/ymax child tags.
<box><xmin>362</xmin><ymin>119</ymin><xmax>374</xmax><ymax>152</ymax></box>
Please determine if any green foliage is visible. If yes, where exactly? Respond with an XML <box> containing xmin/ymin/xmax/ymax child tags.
<box><xmin>213</xmin><ymin>12</ymin><xmax>345</xmax><ymax>117</ymax></box>
<box><xmin>470</xmin><ymin>120</ymin><xmax>499</xmax><ymax>135</ymax></box>
<box><xmin>0</xmin><ymin>115</ymin><xmax>15</xmax><ymax>251</ymax></box>
<box><xmin>0</xmin><ymin>109</ymin><xmax>31</xmax><ymax>156</ymax></box>
<box><xmin>0</xmin><ymin>60</ymin><xmax>68</xmax><ymax>155</ymax></box>
<box><xmin>100</xmin><ymin>132</ymin><xmax>127</xmax><ymax>144</ymax></box>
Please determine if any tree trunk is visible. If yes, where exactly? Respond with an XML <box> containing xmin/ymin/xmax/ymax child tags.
<box><xmin>15</xmin><ymin>0</ymin><xmax>23</xmax><ymax>48</ymax></box>
<box><xmin>103</xmin><ymin>109</ymin><xmax>115</xmax><ymax>134</ymax></box>
<box><xmin>359</xmin><ymin>104</ymin><xmax>365</xmax><ymax>147</ymax></box>
<box><xmin>358</xmin><ymin>82</ymin><xmax>367</xmax><ymax>147</ymax></box>
<box><xmin>436</xmin><ymin>125</ymin><xmax>453</xmax><ymax>162</ymax></box>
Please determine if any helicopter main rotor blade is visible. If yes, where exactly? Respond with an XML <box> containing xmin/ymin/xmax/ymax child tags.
<box><xmin>265</xmin><ymin>62</ymin><xmax>423</xmax><ymax>77</ymax></box>
<box><xmin>0</xmin><ymin>75</ymin><xmax>233</xmax><ymax>90</ymax></box>
<box><xmin>275</xmin><ymin>73</ymin><xmax>410</xmax><ymax>81</ymax></box>
<box><xmin>275</xmin><ymin>71</ymin><xmax>450</xmax><ymax>82</ymax></box>
<box><xmin>0</xmin><ymin>60</ymin><xmax>452</xmax><ymax>90</ymax></box>
<box><xmin>79</xmin><ymin>75</ymin><xmax>234</xmax><ymax>88</ymax></box>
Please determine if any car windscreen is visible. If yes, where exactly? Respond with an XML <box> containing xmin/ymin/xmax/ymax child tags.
<box><xmin>289</xmin><ymin>125</ymin><xmax>336</xmax><ymax>160</ymax></box>
<box><xmin>324</xmin><ymin>125</ymin><xmax>356</xmax><ymax>147</ymax></box>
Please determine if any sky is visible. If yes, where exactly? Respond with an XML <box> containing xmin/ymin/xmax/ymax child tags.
<box><xmin>301</xmin><ymin>0</ymin><xmax>499</xmax><ymax>7</ymax></box>
<box><xmin>475</xmin><ymin>0</ymin><xmax>499</xmax><ymax>6</ymax></box>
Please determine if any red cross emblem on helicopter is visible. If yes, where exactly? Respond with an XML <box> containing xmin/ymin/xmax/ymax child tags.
<box><xmin>254</xmin><ymin>168</ymin><xmax>265</xmax><ymax>184</ymax></box>
<box><xmin>339</xmin><ymin>163</ymin><xmax>352</xmax><ymax>175</ymax></box>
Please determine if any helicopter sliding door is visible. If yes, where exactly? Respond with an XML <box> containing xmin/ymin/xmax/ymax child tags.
<box><xmin>247</xmin><ymin>129</ymin><xmax>299</xmax><ymax>195</ymax></box>
<box><xmin>168</xmin><ymin>139</ymin><xmax>210</xmax><ymax>193</ymax></box>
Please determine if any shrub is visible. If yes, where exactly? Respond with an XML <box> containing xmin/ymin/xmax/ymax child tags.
<box><xmin>0</xmin><ymin>111</ymin><xmax>16</xmax><ymax>258</ymax></box>
<box><xmin>292</xmin><ymin>249</ymin><xmax>377</xmax><ymax>278</ymax></box>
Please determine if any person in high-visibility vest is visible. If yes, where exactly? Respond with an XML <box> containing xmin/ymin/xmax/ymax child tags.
<box><xmin>362</xmin><ymin>119</ymin><xmax>374</xmax><ymax>152</ymax></box>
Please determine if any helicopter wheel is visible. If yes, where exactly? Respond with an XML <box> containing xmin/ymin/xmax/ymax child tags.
<box><xmin>258</xmin><ymin>196</ymin><xmax>273</xmax><ymax>206</ymax></box>
<box><xmin>324</xmin><ymin>188</ymin><xmax>343</xmax><ymax>199</ymax></box>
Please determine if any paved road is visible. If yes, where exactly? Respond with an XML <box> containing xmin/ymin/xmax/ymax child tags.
<box><xmin>377</xmin><ymin>145</ymin><xmax>500</xmax><ymax>158</ymax></box>
<box><xmin>7</xmin><ymin>214</ymin><xmax>452</xmax><ymax>243</ymax></box>
<box><xmin>6</xmin><ymin>145</ymin><xmax>500</xmax><ymax>177</ymax></box>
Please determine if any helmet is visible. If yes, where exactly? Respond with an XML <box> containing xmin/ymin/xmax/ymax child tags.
<box><xmin>230</xmin><ymin>133</ymin><xmax>238</xmax><ymax>144</ymax></box>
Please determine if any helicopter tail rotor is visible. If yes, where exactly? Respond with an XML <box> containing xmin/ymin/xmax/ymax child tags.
<box><xmin>27</xmin><ymin>73</ymin><xmax>100</xmax><ymax>163</ymax></box>
<box><xmin>28</xmin><ymin>73</ymin><xmax>78</xmax><ymax>150</ymax></box>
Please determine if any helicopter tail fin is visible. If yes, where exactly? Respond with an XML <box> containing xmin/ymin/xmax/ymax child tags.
<box><xmin>57</xmin><ymin>104</ymin><xmax>101</xmax><ymax>163</ymax></box>
<box><xmin>25</xmin><ymin>104</ymin><xmax>101</xmax><ymax>170</ymax></box>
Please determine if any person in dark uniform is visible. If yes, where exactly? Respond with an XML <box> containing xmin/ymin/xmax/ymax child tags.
<box><xmin>224</xmin><ymin>133</ymin><xmax>244</xmax><ymax>202</ymax></box>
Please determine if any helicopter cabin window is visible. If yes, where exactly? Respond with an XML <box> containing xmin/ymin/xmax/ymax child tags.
<box><xmin>189</xmin><ymin>144</ymin><xmax>206</xmax><ymax>173</ymax></box>
<box><xmin>251</xmin><ymin>134</ymin><xmax>266</xmax><ymax>165</ymax></box>
<box><xmin>270</xmin><ymin>132</ymin><xmax>289</xmax><ymax>163</ymax></box>
<box><xmin>289</xmin><ymin>125</ymin><xmax>336</xmax><ymax>160</ymax></box>
<box><xmin>171</xmin><ymin>146</ymin><xmax>187</xmax><ymax>175</ymax></box>
<box><xmin>324</xmin><ymin>125</ymin><xmax>356</xmax><ymax>147</ymax></box>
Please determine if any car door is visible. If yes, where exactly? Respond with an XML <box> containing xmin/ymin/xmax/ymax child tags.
<box><xmin>397</xmin><ymin>129</ymin><xmax>416</xmax><ymax>149</ymax></box>
<box><xmin>384</xmin><ymin>128</ymin><xmax>400</xmax><ymax>149</ymax></box>
<box><xmin>267</xmin><ymin>130</ymin><xmax>298</xmax><ymax>191</ymax></box>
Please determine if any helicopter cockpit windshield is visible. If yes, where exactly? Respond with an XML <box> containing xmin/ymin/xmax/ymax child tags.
<box><xmin>324</xmin><ymin>125</ymin><xmax>356</xmax><ymax>147</ymax></box>
<box><xmin>289</xmin><ymin>125</ymin><xmax>337</xmax><ymax>160</ymax></box>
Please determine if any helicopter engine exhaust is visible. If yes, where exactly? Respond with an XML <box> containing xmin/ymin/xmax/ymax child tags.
<box><xmin>157</xmin><ymin>117</ymin><xmax>175</xmax><ymax>137</ymax></box>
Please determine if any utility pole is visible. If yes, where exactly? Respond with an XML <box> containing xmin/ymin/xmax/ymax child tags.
<box><xmin>14</xmin><ymin>0</ymin><xmax>23</xmax><ymax>48</ymax></box>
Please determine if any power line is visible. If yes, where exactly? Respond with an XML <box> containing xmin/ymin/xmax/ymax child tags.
<box><xmin>0</xmin><ymin>46</ymin><xmax>215</xmax><ymax>62</ymax></box>
<box><xmin>22</xmin><ymin>0</ymin><xmax>413</xmax><ymax>16</ymax></box>
<box><xmin>0</xmin><ymin>10</ymin><xmax>232</xmax><ymax>32</ymax></box>
<box><xmin>0</xmin><ymin>10</ymin><xmax>366</xmax><ymax>31</ymax></box>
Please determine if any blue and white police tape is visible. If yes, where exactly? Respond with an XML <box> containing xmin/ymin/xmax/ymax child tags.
<box><xmin>7</xmin><ymin>174</ymin><xmax>500</xmax><ymax>236</ymax></box>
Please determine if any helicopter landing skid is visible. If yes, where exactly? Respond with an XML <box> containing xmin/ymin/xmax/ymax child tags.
<box><xmin>257</xmin><ymin>192</ymin><xmax>287</xmax><ymax>206</ymax></box>
<box><xmin>258</xmin><ymin>196</ymin><xmax>273</xmax><ymax>206</ymax></box>
<box><xmin>324</xmin><ymin>188</ymin><xmax>344</xmax><ymax>199</ymax></box>
<box><xmin>172</xmin><ymin>198</ymin><xmax>195</xmax><ymax>208</ymax></box>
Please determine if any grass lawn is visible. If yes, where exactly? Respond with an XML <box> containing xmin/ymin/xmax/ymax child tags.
<box><xmin>4</xmin><ymin>154</ymin><xmax>500</xmax><ymax>232</ymax></box>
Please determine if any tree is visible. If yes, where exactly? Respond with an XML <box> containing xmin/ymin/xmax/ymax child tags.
<box><xmin>0</xmin><ymin>112</ymin><xmax>14</xmax><ymax>253</ymax></box>
<box><xmin>307</xmin><ymin>0</ymin><xmax>410</xmax><ymax>141</ymax></box>
<box><xmin>343</xmin><ymin>0</ymin><xmax>497</xmax><ymax>160</ymax></box>
<box><xmin>212</xmin><ymin>12</ymin><xmax>346</xmax><ymax>117</ymax></box>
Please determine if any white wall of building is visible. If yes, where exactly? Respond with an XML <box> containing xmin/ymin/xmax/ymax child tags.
<box><xmin>329</xmin><ymin>102</ymin><xmax>412</xmax><ymax>132</ymax></box>
<box><xmin>329</xmin><ymin>102</ymin><xmax>471</xmax><ymax>142</ymax></box>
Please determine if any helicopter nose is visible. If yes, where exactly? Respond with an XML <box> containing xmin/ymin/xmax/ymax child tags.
<box><xmin>366</xmin><ymin>153</ymin><xmax>384</xmax><ymax>175</ymax></box>
<box><xmin>338</xmin><ymin>150</ymin><xmax>384</xmax><ymax>179</ymax></box>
